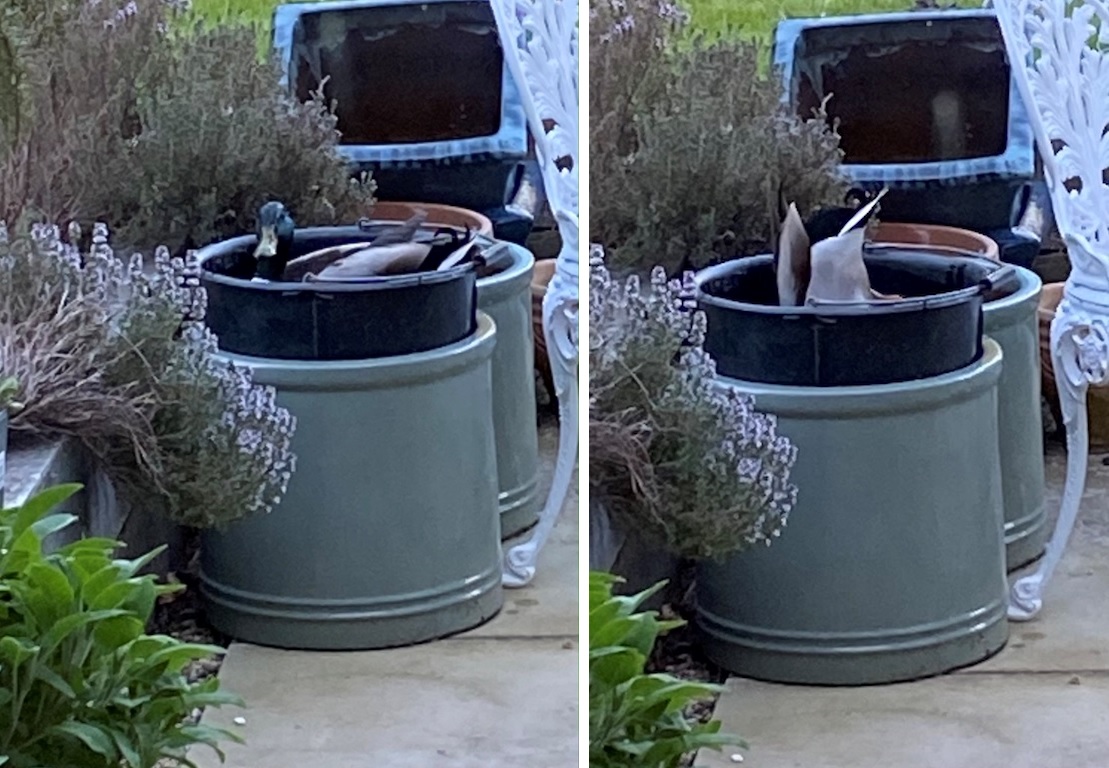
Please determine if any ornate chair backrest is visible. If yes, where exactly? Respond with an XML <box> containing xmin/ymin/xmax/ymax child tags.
<box><xmin>488</xmin><ymin>0</ymin><xmax>579</xmax><ymax>587</ymax></box>
<box><xmin>489</xmin><ymin>0</ymin><xmax>579</xmax><ymax>304</ymax></box>
<box><xmin>992</xmin><ymin>0</ymin><xmax>1109</xmax><ymax>302</ymax></box>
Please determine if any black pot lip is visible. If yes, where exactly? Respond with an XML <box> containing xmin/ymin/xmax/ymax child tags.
<box><xmin>694</xmin><ymin>248</ymin><xmax>1000</xmax><ymax>318</ymax></box>
<box><xmin>197</xmin><ymin>227</ymin><xmax>484</xmax><ymax>294</ymax></box>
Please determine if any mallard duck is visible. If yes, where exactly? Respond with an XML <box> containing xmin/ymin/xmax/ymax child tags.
<box><xmin>252</xmin><ymin>201</ymin><xmax>297</xmax><ymax>281</ymax></box>
<box><xmin>286</xmin><ymin>211</ymin><xmax>485</xmax><ymax>282</ymax></box>
<box><xmin>775</xmin><ymin>188</ymin><xmax>898</xmax><ymax>307</ymax></box>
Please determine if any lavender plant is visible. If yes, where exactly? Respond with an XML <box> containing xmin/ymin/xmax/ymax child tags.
<box><xmin>590</xmin><ymin>0</ymin><xmax>846</xmax><ymax>276</ymax></box>
<box><xmin>0</xmin><ymin>218</ymin><xmax>295</xmax><ymax>528</ymax></box>
<box><xmin>589</xmin><ymin>245</ymin><xmax>797</xmax><ymax>559</ymax></box>
<box><xmin>0</xmin><ymin>0</ymin><xmax>375</xmax><ymax>252</ymax></box>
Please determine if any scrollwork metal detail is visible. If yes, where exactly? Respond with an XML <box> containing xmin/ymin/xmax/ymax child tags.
<box><xmin>993</xmin><ymin>0</ymin><xmax>1109</xmax><ymax>619</ymax></box>
<box><xmin>490</xmin><ymin>0</ymin><xmax>579</xmax><ymax>587</ymax></box>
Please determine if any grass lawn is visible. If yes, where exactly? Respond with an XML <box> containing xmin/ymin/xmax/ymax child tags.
<box><xmin>193</xmin><ymin>0</ymin><xmax>983</xmax><ymax>63</ymax></box>
<box><xmin>681</xmin><ymin>0</ymin><xmax>982</xmax><ymax>42</ymax></box>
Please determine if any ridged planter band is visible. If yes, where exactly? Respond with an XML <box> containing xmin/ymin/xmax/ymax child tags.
<box><xmin>696</xmin><ymin>339</ymin><xmax>1009</xmax><ymax>685</ymax></box>
<box><xmin>200</xmin><ymin>314</ymin><xmax>503</xmax><ymax>650</ymax></box>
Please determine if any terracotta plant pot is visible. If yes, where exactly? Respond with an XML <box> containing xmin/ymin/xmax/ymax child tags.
<box><xmin>1039</xmin><ymin>283</ymin><xmax>1109</xmax><ymax>450</ymax></box>
<box><xmin>369</xmin><ymin>201</ymin><xmax>494</xmax><ymax>237</ymax></box>
<box><xmin>872</xmin><ymin>222</ymin><xmax>1001</xmax><ymax>261</ymax></box>
<box><xmin>531</xmin><ymin>258</ymin><xmax>557</xmax><ymax>400</ymax></box>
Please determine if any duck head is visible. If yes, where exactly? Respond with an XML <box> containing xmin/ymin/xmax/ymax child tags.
<box><xmin>253</xmin><ymin>201</ymin><xmax>296</xmax><ymax>281</ymax></box>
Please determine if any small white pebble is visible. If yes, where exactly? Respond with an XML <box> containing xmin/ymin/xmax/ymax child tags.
<box><xmin>730</xmin><ymin>755</ymin><xmax>744</xmax><ymax>763</ymax></box>
<box><xmin>233</xmin><ymin>716</ymin><xmax>247</xmax><ymax>726</ymax></box>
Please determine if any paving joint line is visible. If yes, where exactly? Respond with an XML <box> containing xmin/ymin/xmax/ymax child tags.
<box><xmin>955</xmin><ymin>667</ymin><xmax>1109</xmax><ymax>677</ymax></box>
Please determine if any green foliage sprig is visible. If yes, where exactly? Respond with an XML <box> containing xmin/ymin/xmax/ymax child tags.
<box><xmin>0</xmin><ymin>484</ymin><xmax>243</xmax><ymax>768</ymax></box>
<box><xmin>589</xmin><ymin>571</ymin><xmax>743</xmax><ymax>768</ymax></box>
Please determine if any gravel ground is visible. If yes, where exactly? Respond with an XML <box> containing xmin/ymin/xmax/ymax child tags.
<box><xmin>147</xmin><ymin>531</ymin><xmax>230</xmax><ymax>726</ymax></box>
<box><xmin>644</xmin><ymin>562</ymin><xmax>730</xmax><ymax>767</ymax></box>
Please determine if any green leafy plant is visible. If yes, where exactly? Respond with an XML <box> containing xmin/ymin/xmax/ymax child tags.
<box><xmin>590</xmin><ymin>571</ymin><xmax>742</xmax><ymax>768</ymax></box>
<box><xmin>0</xmin><ymin>484</ymin><xmax>243</xmax><ymax>767</ymax></box>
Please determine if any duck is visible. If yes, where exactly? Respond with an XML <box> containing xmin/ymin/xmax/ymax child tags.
<box><xmin>774</xmin><ymin>188</ymin><xmax>898</xmax><ymax>307</ymax></box>
<box><xmin>251</xmin><ymin>201</ymin><xmax>297</xmax><ymax>281</ymax></box>
<box><xmin>286</xmin><ymin>211</ymin><xmax>486</xmax><ymax>282</ymax></box>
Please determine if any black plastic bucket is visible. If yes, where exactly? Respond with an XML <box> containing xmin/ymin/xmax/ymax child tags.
<box><xmin>695</xmin><ymin>248</ymin><xmax>1018</xmax><ymax>387</ymax></box>
<box><xmin>199</xmin><ymin>224</ymin><xmax>479</xmax><ymax>361</ymax></box>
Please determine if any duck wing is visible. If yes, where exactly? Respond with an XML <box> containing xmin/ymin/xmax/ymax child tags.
<box><xmin>776</xmin><ymin>203</ymin><xmax>811</xmax><ymax>307</ymax></box>
<box><xmin>367</xmin><ymin>209</ymin><xmax>429</xmax><ymax>247</ymax></box>
<box><xmin>835</xmin><ymin>188</ymin><xmax>888</xmax><ymax>237</ymax></box>
<box><xmin>283</xmin><ymin>242</ymin><xmax>373</xmax><ymax>282</ymax></box>
<box><xmin>314</xmin><ymin>242</ymin><xmax>433</xmax><ymax>279</ymax></box>
<box><xmin>805</xmin><ymin>227</ymin><xmax>873</xmax><ymax>305</ymax></box>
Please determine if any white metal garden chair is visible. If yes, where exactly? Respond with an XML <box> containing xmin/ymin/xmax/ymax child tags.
<box><xmin>993</xmin><ymin>0</ymin><xmax>1109</xmax><ymax>619</ymax></box>
<box><xmin>489</xmin><ymin>0</ymin><xmax>579</xmax><ymax>587</ymax></box>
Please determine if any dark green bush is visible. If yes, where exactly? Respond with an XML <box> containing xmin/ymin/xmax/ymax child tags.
<box><xmin>0</xmin><ymin>0</ymin><xmax>374</xmax><ymax>253</ymax></box>
<box><xmin>589</xmin><ymin>0</ymin><xmax>846</xmax><ymax>275</ymax></box>
<box><xmin>0</xmin><ymin>484</ymin><xmax>243</xmax><ymax>767</ymax></box>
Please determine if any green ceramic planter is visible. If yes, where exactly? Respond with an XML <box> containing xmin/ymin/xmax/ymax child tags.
<box><xmin>696</xmin><ymin>339</ymin><xmax>1008</xmax><ymax>685</ymax></box>
<box><xmin>200</xmin><ymin>314</ymin><xmax>503</xmax><ymax>650</ymax></box>
<box><xmin>984</xmin><ymin>266</ymin><xmax>1046</xmax><ymax>570</ymax></box>
<box><xmin>478</xmin><ymin>243</ymin><xmax>540</xmax><ymax>538</ymax></box>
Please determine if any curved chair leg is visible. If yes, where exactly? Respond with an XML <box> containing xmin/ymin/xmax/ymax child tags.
<box><xmin>1009</xmin><ymin>312</ymin><xmax>1091</xmax><ymax>620</ymax></box>
<box><xmin>503</xmin><ymin>277</ymin><xmax>579</xmax><ymax>588</ymax></box>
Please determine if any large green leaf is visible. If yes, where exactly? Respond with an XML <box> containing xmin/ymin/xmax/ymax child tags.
<box><xmin>49</xmin><ymin>721</ymin><xmax>119</xmax><ymax>759</ymax></box>
<box><xmin>113</xmin><ymin>546</ymin><xmax>167</xmax><ymax>579</ymax></box>
<box><xmin>25</xmin><ymin>561</ymin><xmax>76</xmax><ymax>623</ymax></box>
<box><xmin>81</xmin><ymin>563</ymin><xmax>126</xmax><ymax>605</ymax></box>
<box><xmin>92</xmin><ymin>615</ymin><xmax>146</xmax><ymax>650</ymax></box>
<box><xmin>9</xmin><ymin>485</ymin><xmax>82</xmax><ymax>538</ymax></box>
<box><xmin>40</xmin><ymin>609</ymin><xmax>130</xmax><ymax>655</ymax></box>
<box><xmin>29</xmin><ymin>513</ymin><xmax>77</xmax><ymax>541</ymax></box>
<box><xmin>31</xmin><ymin>665</ymin><xmax>75</xmax><ymax>698</ymax></box>
<box><xmin>0</xmin><ymin>636</ymin><xmax>37</xmax><ymax>666</ymax></box>
<box><xmin>109</xmin><ymin>728</ymin><xmax>142</xmax><ymax>767</ymax></box>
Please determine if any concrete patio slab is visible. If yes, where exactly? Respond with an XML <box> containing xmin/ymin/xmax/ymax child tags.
<box><xmin>702</xmin><ymin>446</ymin><xmax>1109</xmax><ymax>767</ymax></box>
<box><xmin>196</xmin><ymin>638</ymin><xmax>578</xmax><ymax>768</ymax></box>
<box><xmin>973</xmin><ymin>448</ymin><xmax>1109</xmax><ymax>674</ymax></box>
<box><xmin>467</xmin><ymin>425</ymin><xmax>579</xmax><ymax>639</ymax></box>
<box><xmin>698</xmin><ymin>673</ymin><xmax>1109</xmax><ymax>768</ymax></box>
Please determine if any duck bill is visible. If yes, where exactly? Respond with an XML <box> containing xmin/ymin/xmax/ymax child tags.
<box><xmin>254</xmin><ymin>225</ymin><xmax>278</xmax><ymax>259</ymax></box>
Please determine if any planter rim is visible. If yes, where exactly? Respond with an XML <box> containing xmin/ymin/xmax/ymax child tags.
<box><xmin>872</xmin><ymin>221</ymin><xmax>1001</xmax><ymax>261</ymax></box>
<box><xmin>983</xmin><ymin>265</ymin><xmax>1041</xmax><ymax>330</ymax></box>
<box><xmin>215</xmin><ymin>312</ymin><xmax>496</xmax><ymax>389</ymax></box>
<box><xmin>716</xmin><ymin>337</ymin><xmax>1003</xmax><ymax>417</ymax></box>
<box><xmin>370</xmin><ymin>201</ymin><xmax>495</xmax><ymax>237</ymax></box>
<box><xmin>477</xmin><ymin>241</ymin><xmax>534</xmax><ymax>306</ymax></box>
<box><xmin>696</xmin><ymin>250</ymin><xmax>1000</xmax><ymax>318</ymax></box>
